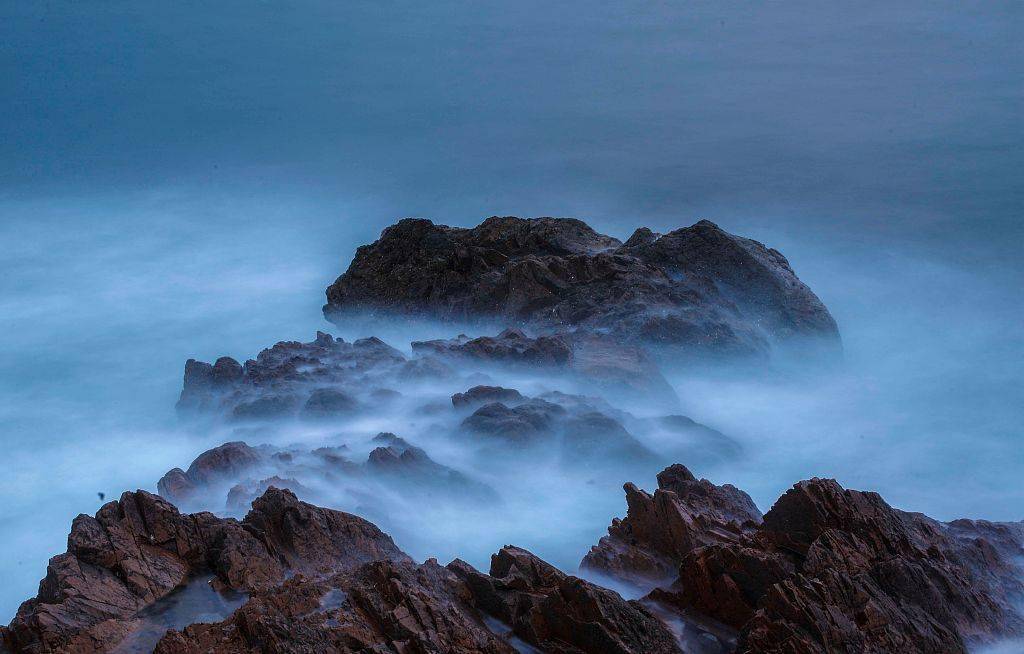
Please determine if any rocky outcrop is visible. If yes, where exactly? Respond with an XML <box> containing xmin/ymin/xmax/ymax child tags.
<box><xmin>156</xmin><ymin>432</ymin><xmax>496</xmax><ymax>511</ymax></box>
<box><xmin>157</xmin><ymin>441</ymin><xmax>264</xmax><ymax>503</ymax></box>
<box><xmin>153</xmin><ymin>546</ymin><xmax>683</xmax><ymax>654</ymax></box>
<box><xmin>3</xmin><ymin>487</ymin><xmax>692</xmax><ymax>654</ymax></box>
<box><xmin>414</xmin><ymin>328</ymin><xmax>574</xmax><ymax>367</ymax></box>
<box><xmin>451</xmin><ymin>545</ymin><xmax>683</xmax><ymax>653</ymax></box>
<box><xmin>1</xmin><ymin>488</ymin><xmax>406</xmax><ymax>654</ymax></box>
<box><xmin>451</xmin><ymin>385</ymin><xmax>526</xmax><ymax>409</ymax></box>
<box><xmin>417</xmin><ymin>328</ymin><xmax>677</xmax><ymax>404</ymax></box>
<box><xmin>581</xmin><ymin>464</ymin><xmax>762</xmax><ymax>586</ymax></box>
<box><xmin>153</xmin><ymin>560</ymin><xmax>518</xmax><ymax>654</ymax></box>
<box><xmin>175</xmin><ymin>328</ymin><xmax>677</xmax><ymax>422</ymax></box>
<box><xmin>175</xmin><ymin>332</ymin><xmax>419</xmax><ymax>422</ymax></box>
<box><xmin>586</xmin><ymin>468</ymin><xmax>1024</xmax><ymax>654</ymax></box>
<box><xmin>324</xmin><ymin>217</ymin><xmax>840</xmax><ymax>357</ymax></box>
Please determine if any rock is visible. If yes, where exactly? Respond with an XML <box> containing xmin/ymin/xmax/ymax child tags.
<box><xmin>567</xmin><ymin>334</ymin><xmax>679</xmax><ymax>404</ymax></box>
<box><xmin>231</xmin><ymin>394</ymin><xmax>299</xmax><ymax>420</ymax></box>
<box><xmin>364</xmin><ymin>435</ymin><xmax>498</xmax><ymax>503</ymax></box>
<box><xmin>325</xmin><ymin>217</ymin><xmax>840</xmax><ymax>357</ymax></box>
<box><xmin>1</xmin><ymin>487</ymin><xmax>415</xmax><ymax>654</ymax></box>
<box><xmin>644</xmin><ymin>415</ymin><xmax>742</xmax><ymax>460</ymax></box>
<box><xmin>176</xmin><ymin>357</ymin><xmax>244</xmax><ymax>411</ymax></box>
<box><xmin>1</xmin><ymin>491</ymin><xmax>275</xmax><ymax>653</ymax></box>
<box><xmin>452</xmin><ymin>385</ymin><xmax>526</xmax><ymax>408</ymax></box>
<box><xmin>413</xmin><ymin>328</ymin><xmax>573</xmax><ymax>367</ymax></box>
<box><xmin>154</xmin><ymin>559</ymin><xmax>518</xmax><ymax>654</ymax></box>
<box><xmin>176</xmin><ymin>332</ymin><xmax>414</xmax><ymax>421</ymax></box>
<box><xmin>301</xmin><ymin>387</ymin><xmax>359</xmax><ymax>418</ymax></box>
<box><xmin>561</xmin><ymin>412</ymin><xmax>654</xmax><ymax>463</ymax></box>
<box><xmin>154</xmin><ymin>467</ymin><xmax>196</xmax><ymax>504</ymax></box>
<box><xmin>243</xmin><ymin>488</ymin><xmax>411</xmax><ymax>577</ymax></box>
<box><xmin>157</xmin><ymin>441</ymin><xmax>264</xmax><ymax>505</ymax></box>
<box><xmin>461</xmin><ymin>400</ymin><xmax>565</xmax><ymax>445</ymax></box>
<box><xmin>581</xmin><ymin>464</ymin><xmax>762</xmax><ymax>587</ymax></box>
<box><xmin>451</xmin><ymin>545</ymin><xmax>683</xmax><ymax>653</ymax></box>
<box><xmin>225</xmin><ymin>476</ymin><xmax>308</xmax><ymax>512</ymax></box>
<box><xmin>593</xmin><ymin>470</ymin><xmax>1024</xmax><ymax>654</ymax></box>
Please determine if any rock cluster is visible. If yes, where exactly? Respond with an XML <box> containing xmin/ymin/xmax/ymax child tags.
<box><xmin>6</xmin><ymin>467</ymin><xmax>1023</xmax><ymax>653</ymax></box>
<box><xmin>325</xmin><ymin>217</ymin><xmax>840</xmax><ymax>357</ymax></box>
<box><xmin>585</xmin><ymin>467</ymin><xmax>1024</xmax><ymax>653</ymax></box>
<box><xmin>0</xmin><ymin>488</ymin><xmax>407</xmax><ymax>653</ymax></box>
<box><xmin>2</xmin><ymin>488</ymin><xmax>682</xmax><ymax>654</ymax></box>
<box><xmin>155</xmin><ymin>435</ymin><xmax>496</xmax><ymax>514</ymax></box>
<box><xmin>177</xmin><ymin>328</ymin><xmax>678</xmax><ymax>422</ymax></box>
<box><xmin>582</xmin><ymin>464</ymin><xmax>762</xmax><ymax>587</ymax></box>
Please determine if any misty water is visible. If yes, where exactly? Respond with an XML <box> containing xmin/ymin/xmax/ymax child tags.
<box><xmin>1</xmin><ymin>0</ymin><xmax>1021</xmax><ymax>631</ymax></box>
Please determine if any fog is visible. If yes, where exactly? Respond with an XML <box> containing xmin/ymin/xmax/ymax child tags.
<box><xmin>1</xmin><ymin>0</ymin><xmax>1021</xmax><ymax>628</ymax></box>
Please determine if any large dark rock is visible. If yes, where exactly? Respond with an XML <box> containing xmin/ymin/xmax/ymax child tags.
<box><xmin>325</xmin><ymin>217</ymin><xmax>840</xmax><ymax>357</ymax></box>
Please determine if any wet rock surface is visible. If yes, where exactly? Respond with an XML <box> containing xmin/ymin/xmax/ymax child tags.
<box><xmin>0</xmin><ymin>488</ymin><xmax>405</xmax><ymax>654</ymax></box>
<box><xmin>5</xmin><ymin>465</ymin><xmax>1023</xmax><ymax>653</ymax></box>
<box><xmin>582</xmin><ymin>464</ymin><xmax>762</xmax><ymax>587</ymax></box>
<box><xmin>587</xmin><ymin>468</ymin><xmax>1024</xmax><ymax>654</ymax></box>
<box><xmin>324</xmin><ymin>217</ymin><xmax>840</xmax><ymax>357</ymax></box>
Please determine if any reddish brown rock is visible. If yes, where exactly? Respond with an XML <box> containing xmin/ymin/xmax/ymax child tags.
<box><xmin>157</xmin><ymin>441</ymin><xmax>264</xmax><ymax>505</ymax></box>
<box><xmin>2</xmin><ymin>488</ymin><xmax>408</xmax><ymax>654</ymax></box>
<box><xmin>451</xmin><ymin>546</ymin><xmax>683</xmax><ymax>654</ymax></box>
<box><xmin>150</xmin><ymin>547</ymin><xmax>684</xmax><ymax>654</ymax></box>
<box><xmin>581</xmin><ymin>464</ymin><xmax>762</xmax><ymax>587</ymax></box>
<box><xmin>623</xmin><ymin>475</ymin><xmax>1024</xmax><ymax>654</ymax></box>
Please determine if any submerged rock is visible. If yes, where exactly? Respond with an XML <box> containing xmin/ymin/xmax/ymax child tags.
<box><xmin>325</xmin><ymin>216</ymin><xmax>840</xmax><ymax>358</ymax></box>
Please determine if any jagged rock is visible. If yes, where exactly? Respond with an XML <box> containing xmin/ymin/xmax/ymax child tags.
<box><xmin>452</xmin><ymin>385</ymin><xmax>526</xmax><ymax>408</ymax></box>
<box><xmin>451</xmin><ymin>545</ymin><xmax>683</xmax><ymax>653</ymax></box>
<box><xmin>177</xmin><ymin>357</ymin><xmax>245</xmax><ymax>411</ymax></box>
<box><xmin>581</xmin><ymin>464</ymin><xmax>762</xmax><ymax>587</ymax></box>
<box><xmin>176</xmin><ymin>332</ymin><xmax>414</xmax><ymax>421</ymax></box>
<box><xmin>413</xmin><ymin>328</ymin><xmax>573</xmax><ymax>367</ymax></box>
<box><xmin>154</xmin><ymin>559</ymin><xmax>518</xmax><ymax>654</ymax></box>
<box><xmin>5</xmin><ymin>485</ymin><xmax>694</xmax><ymax>654</ymax></box>
<box><xmin>1</xmin><ymin>487</ymin><xmax>411</xmax><ymax>654</ymax></box>
<box><xmin>324</xmin><ymin>217</ymin><xmax>840</xmax><ymax>357</ymax></box>
<box><xmin>226</xmin><ymin>476</ymin><xmax>308</xmax><ymax>512</ymax></box>
<box><xmin>593</xmin><ymin>470</ymin><xmax>1024</xmax><ymax>654</ymax></box>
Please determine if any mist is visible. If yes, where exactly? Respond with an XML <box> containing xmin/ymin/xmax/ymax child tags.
<box><xmin>1</xmin><ymin>0</ymin><xmax>1021</xmax><ymax>633</ymax></box>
